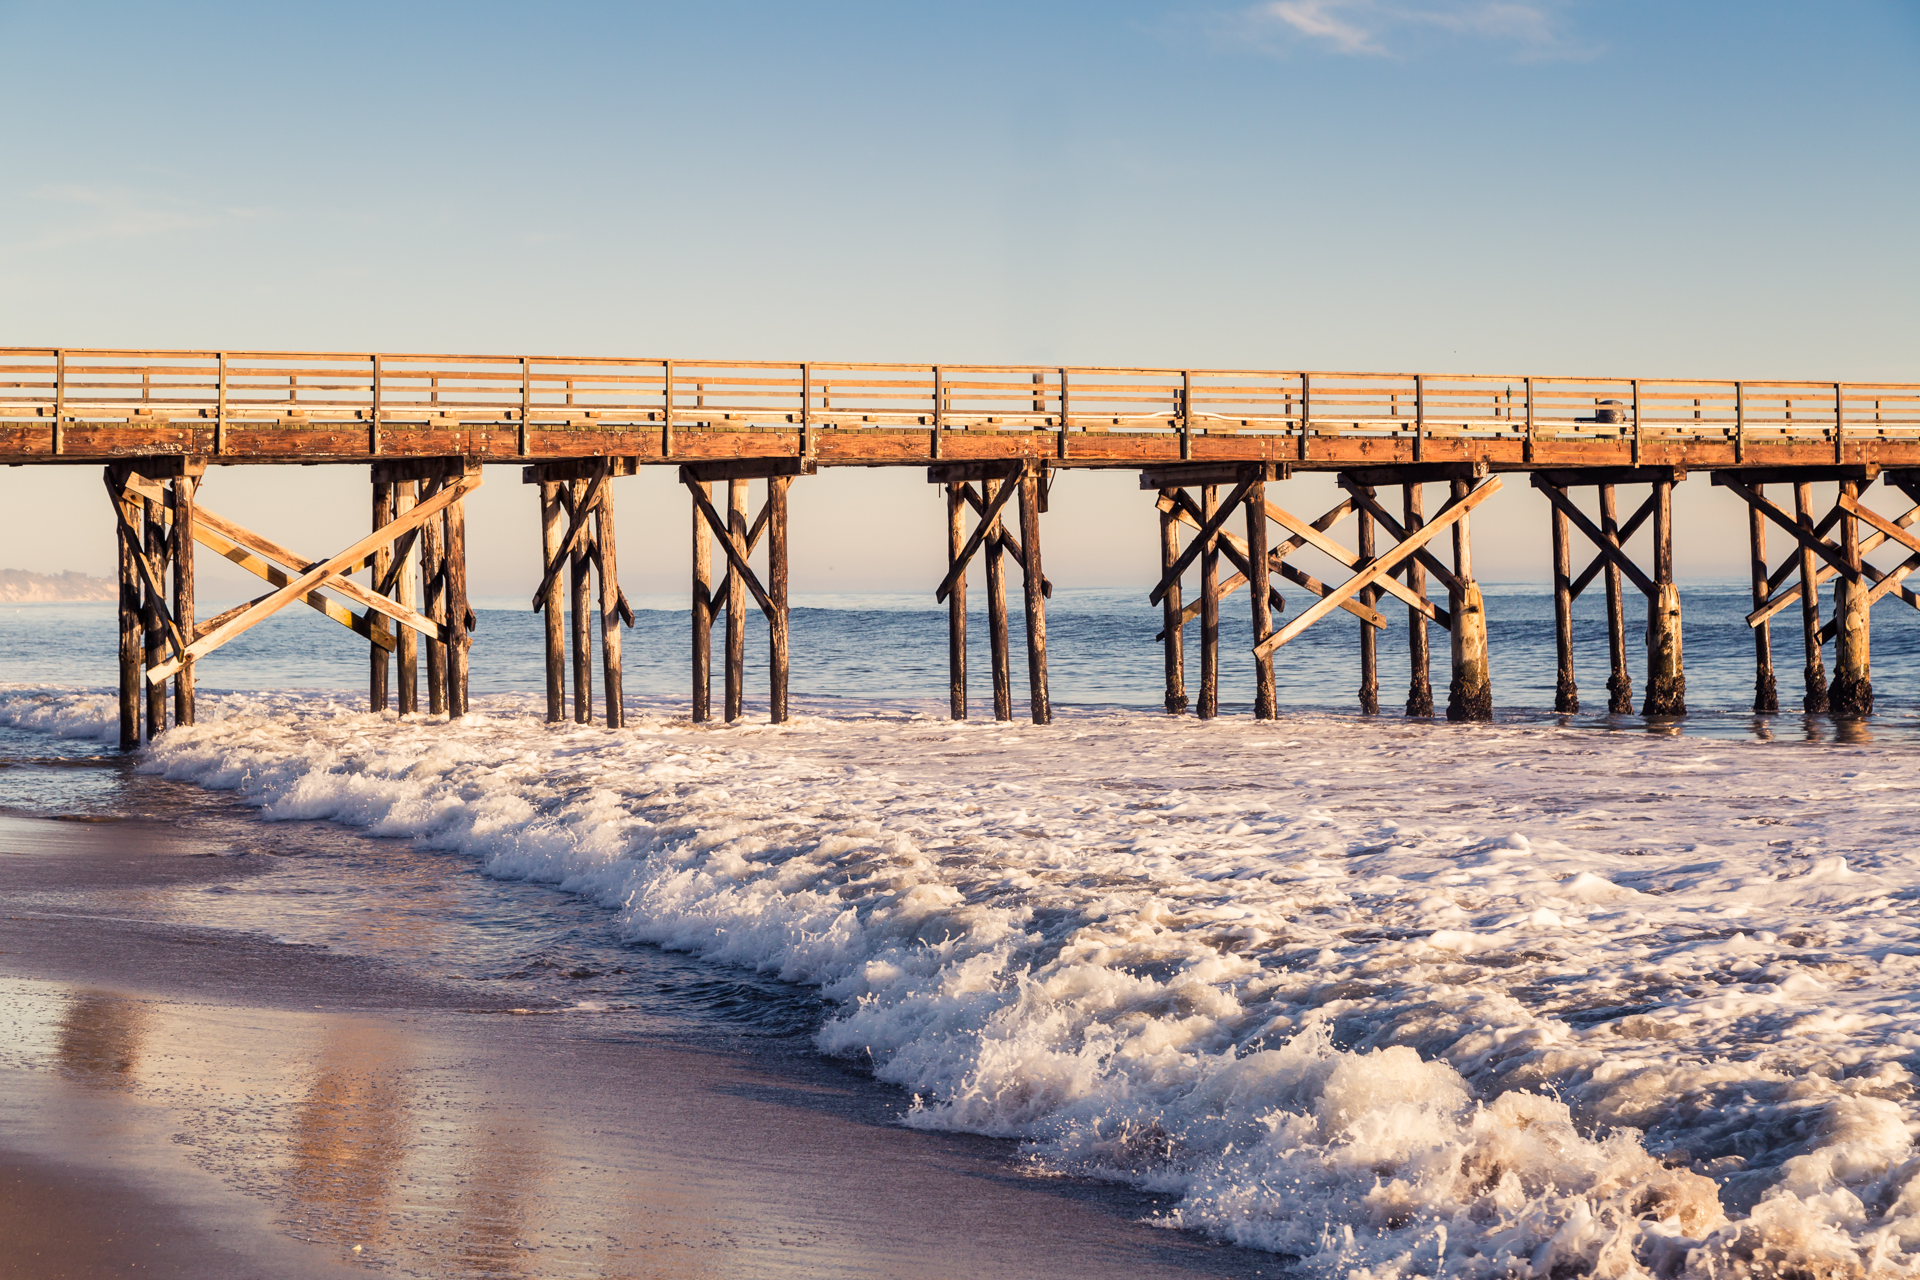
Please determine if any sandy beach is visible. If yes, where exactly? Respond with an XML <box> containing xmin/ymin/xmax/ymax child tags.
<box><xmin>0</xmin><ymin>812</ymin><xmax>1273</xmax><ymax>1279</ymax></box>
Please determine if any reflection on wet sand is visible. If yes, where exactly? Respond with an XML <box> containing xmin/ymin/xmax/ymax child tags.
<box><xmin>57</xmin><ymin>990</ymin><xmax>147</xmax><ymax>1089</ymax></box>
<box><xmin>281</xmin><ymin>1021</ymin><xmax>413</xmax><ymax>1253</ymax></box>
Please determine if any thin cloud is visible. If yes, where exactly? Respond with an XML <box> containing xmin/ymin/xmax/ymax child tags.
<box><xmin>10</xmin><ymin>184</ymin><xmax>262</xmax><ymax>253</ymax></box>
<box><xmin>1245</xmin><ymin>0</ymin><xmax>1596</xmax><ymax>61</ymax></box>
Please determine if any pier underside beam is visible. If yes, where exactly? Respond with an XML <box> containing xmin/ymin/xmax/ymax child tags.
<box><xmin>1530</xmin><ymin>467</ymin><xmax>1686</xmax><ymax>717</ymax></box>
<box><xmin>685</xmin><ymin>458</ymin><xmax>808</xmax><ymax>725</ymax></box>
<box><xmin>525</xmin><ymin>457</ymin><xmax>637</xmax><ymax>728</ymax></box>
<box><xmin>930</xmin><ymin>459</ymin><xmax>1051</xmax><ymax>724</ymax></box>
<box><xmin>1714</xmin><ymin>467</ymin><xmax>1920</xmax><ymax>720</ymax></box>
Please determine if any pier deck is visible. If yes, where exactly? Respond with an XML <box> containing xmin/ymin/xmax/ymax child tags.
<box><xmin>4</xmin><ymin>348</ymin><xmax>1917</xmax><ymax>471</ymax></box>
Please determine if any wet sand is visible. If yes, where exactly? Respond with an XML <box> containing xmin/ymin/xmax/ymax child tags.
<box><xmin>0</xmin><ymin>815</ymin><xmax>1275</xmax><ymax>1279</ymax></box>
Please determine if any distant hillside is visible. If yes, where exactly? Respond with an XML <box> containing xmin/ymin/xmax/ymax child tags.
<box><xmin>0</xmin><ymin>569</ymin><xmax>118</xmax><ymax>603</ymax></box>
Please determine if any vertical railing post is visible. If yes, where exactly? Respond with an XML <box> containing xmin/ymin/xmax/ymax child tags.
<box><xmin>369</xmin><ymin>355</ymin><xmax>382</xmax><ymax>456</ymax></box>
<box><xmin>520</xmin><ymin>357</ymin><xmax>533</xmax><ymax>457</ymax></box>
<box><xmin>800</xmin><ymin>362</ymin><xmax>812</xmax><ymax>459</ymax></box>
<box><xmin>1523</xmin><ymin>376</ymin><xmax>1535</xmax><ymax>463</ymax></box>
<box><xmin>1631</xmin><ymin>379</ymin><xmax>1642</xmax><ymax>466</ymax></box>
<box><xmin>1056</xmin><ymin>366</ymin><xmax>1070</xmax><ymax>461</ymax></box>
<box><xmin>1413</xmin><ymin>374</ymin><xmax>1424</xmax><ymax>463</ymax></box>
<box><xmin>1734</xmin><ymin>381</ymin><xmax>1745</xmax><ymax>463</ymax></box>
<box><xmin>1179</xmin><ymin>371</ymin><xmax>1192</xmax><ymax>460</ymax></box>
<box><xmin>53</xmin><ymin>349</ymin><xmax>65</xmax><ymax>457</ymax></box>
<box><xmin>1835</xmin><ymin>382</ymin><xmax>1845</xmax><ymax>465</ymax></box>
<box><xmin>215</xmin><ymin>352</ymin><xmax>228</xmax><ymax>456</ymax></box>
<box><xmin>662</xmin><ymin>359</ymin><xmax>675</xmax><ymax>458</ymax></box>
<box><xmin>1298</xmin><ymin>372</ymin><xmax>1312</xmax><ymax>462</ymax></box>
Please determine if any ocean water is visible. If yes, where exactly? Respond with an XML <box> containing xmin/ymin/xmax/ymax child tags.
<box><xmin>7</xmin><ymin>584</ymin><xmax>1920</xmax><ymax>1277</ymax></box>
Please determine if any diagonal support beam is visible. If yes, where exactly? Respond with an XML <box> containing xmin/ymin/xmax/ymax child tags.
<box><xmin>1150</xmin><ymin>476</ymin><xmax>1258</xmax><ymax>606</ymax></box>
<box><xmin>685</xmin><ymin>478</ymin><xmax>778</xmax><ymax>621</ymax></box>
<box><xmin>195</xmin><ymin>523</ymin><xmax>396</xmax><ymax>650</ymax></box>
<box><xmin>1567</xmin><ymin>491</ymin><xmax>1659</xmax><ymax>602</ymax></box>
<box><xmin>531</xmin><ymin>470</ymin><xmax>609</xmax><ymax>612</ymax></box>
<box><xmin>712</xmin><ymin>497</ymin><xmax>775</xmax><ymax>616</ymax></box>
<box><xmin>959</xmin><ymin>483</ymin><xmax>1053</xmax><ymax>599</ymax></box>
<box><xmin>1530</xmin><ymin>475</ymin><xmax>1659</xmax><ymax>597</ymax></box>
<box><xmin>1158</xmin><ymin>491</ymin><xmax>1390</xmax><ymax>629</ymax></box>
<box><xmin>1155</xmin><ymin>498</ymin><xmax>1291</xmax><ymax>631</ymax></box>
<box><xmin>1262</xmin><ymin>498</ymin><xmax>1450</xmax><ymax>626</ymax></box>
<box><xmin>1335</xmin><ymin>480</ymin><xmax>1463</xmax><ymax>596</ymax></box>
<box><xmin>107</xmin><ymin>487</ymin><xmax>187</xmax><ymax>662</ymax></box>
<box><xmin>118</xmin><ymin>471</ymin><xmax>422</xmax><ymax>646</ymax></box>
<box><xmin>936</xmin><ymin>472</ymin><xmax>1024</xmax><ymax>604</ymax></box>
<box><xmin>1748</xmin><ymin>504</ymin><xmax>1918</xmax><ymax>627</ymax></box>
<box><xmin>1831</xmin><ymin>494</ymin><xmax>1920</xmax><ymax>620</ymax></box>
<box><xmin>148</xmin><ymin>474</ymin><xmax>480</xmax><ymax>684</ymax></box>
<box><xmin>1253</xmin><ymin>478</ymin><xmax>1502</xmax><ymax>660</ymax></box>
<box><xmin>1713</xmin><ymin>476</ymin><xmax>1861</xmax><ymax>584</ymax></box>
<box><xmin>187</xmin><ymin>506</ymin><xmax>449</xmax><ymax>645</ymax></box>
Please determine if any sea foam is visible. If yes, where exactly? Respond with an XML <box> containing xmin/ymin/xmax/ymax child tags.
<box><xmin>6</xmin><ymin>683</ymin><xmax>1919</xmax><ymax>1277</ymax></box>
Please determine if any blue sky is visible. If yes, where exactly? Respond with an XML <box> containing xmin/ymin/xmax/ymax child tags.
<box><xmin>2</xmin><ymin>1</ymin><xmax>1916</xmax><ymax>595</ymax></box>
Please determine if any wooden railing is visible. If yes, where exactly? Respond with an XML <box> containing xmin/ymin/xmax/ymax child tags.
<box><xmin>3</xmin><ymin>347</ymin><xmax>1916</xmax><ymax>452</ymax></box>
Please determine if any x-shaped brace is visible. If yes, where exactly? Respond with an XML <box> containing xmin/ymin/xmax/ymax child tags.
<box><xmin>1529</xmin><ymin>476</ymin><xmax>1660</xmax><ymax>598</ymax></box>
<box><xmin>937</xmin><ymin>474</ymin><xmax>1025</xmax><ymax>604</ymax></box>
<box><xmin>954</xmin><ymin>483</ymin><xmax>1052</xmax><ymax>599</ymax></box>
<box><xmin>685</xmin><ymin>479</ymin><xmax>779</xmax><ymax>622</ymax></box>
<box><xmin>1253</xmin><ymin>478</ymin><xmax>1503</xmax><ymax>660</ymax></box>
<box><xmin>1716</xmin><ymin>476</ymin><xmax>1920</xmax><ymax>629</ymax></box>
<box><xmin>145</xmin><ymin>473</ymin><xmax>481</xmax><ymax>685</ymax></box>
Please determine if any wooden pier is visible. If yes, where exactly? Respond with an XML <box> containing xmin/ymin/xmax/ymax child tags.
<box><xmin>4</xmin><ymin>347</ymin><xmax>1917</xmax><ymax>748</ymax></box>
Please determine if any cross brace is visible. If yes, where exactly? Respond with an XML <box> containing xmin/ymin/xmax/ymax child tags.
<box><xmin>1253</xmin><ymin>478</ymin><xmax>1502</xmax><ymax>660</ymax></box>
<box><xmin>685</xmin><ymin>479</ymin><xmax>779</xmax><ymax>622</ymax></box>
<box><xmin>146</xmin><ymin>473</ymin><xmax>482</xmax><ymax>684</ymax></box>
<box><xmin>1529</xmin><ymin>475</ymin><xmax>1660</xmax><ymax>598</ymax></box>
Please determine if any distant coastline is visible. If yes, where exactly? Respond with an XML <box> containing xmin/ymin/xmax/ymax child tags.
<box><xmin>0</xmin><ymin>570</ymin><xmax>116</xmax><ymax>604</ymax></box>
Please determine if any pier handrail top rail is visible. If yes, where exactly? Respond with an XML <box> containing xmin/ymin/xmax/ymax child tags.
<box><xmin>2</xmin><ymin>344</ymin><xmax>1913</xmax><ymax>390</ymax></box>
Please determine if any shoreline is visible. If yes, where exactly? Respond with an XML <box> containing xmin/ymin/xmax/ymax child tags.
<box><xmin>0</xmin><ymin>814</ymin><xmax>1272</xmax><ymax>1279</ymax></box>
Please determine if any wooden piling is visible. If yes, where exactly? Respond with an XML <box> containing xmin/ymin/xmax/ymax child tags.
<box><xmin>1446</xmin><ymin>479</ymin><xmax>1493</xmax><ymax>722</ymax></box>
<box><xmin>1641</xmin><ymin>477</ymin><xmax>1686</xmax><ymax>716</ymax></box>
<box><xmin>1198</xmin><ymin>484</ymin><xmax>1219</xmax><ymax>720</ymax></box>
<box><xmin>114</xmin><ymin>471</ymin><xmax>139</xmax><ymax>752</ymax></box>
<box><xmin>395</xmin><ymin>481</ymin><xmax>419</xmax><ymax>715</ymax></box>
<box><xmin>1404</xmin><ymin>484</ymin><xmax>1433</xmax><ymax>717</ymax></box>
<box><xmin>769</xmin><ymin>476</ymin><xmax>791</xmax><ymax>724</ymax></box>
<box><xmin>1550</xmin><ymin>496</ymin><xmax>1578</xmax><ymax>713</ymax></box>
<box><xmin>725</xmin><ymin>480</ymin><xmax>748</xmax><ymax>722</ymax></box>
<box><xmin>171</xmin><ymin>475</ymin><xmax>195</xmax><ymax>727</ymax></box>
<box><xmin>1017</xmin><ymin>467</ymin><xmax>1050</xmax><ymax>725</ymax></box>
<box><xmin>1357</xmin><ymin>497</ymin><xmax>1379</xmax><ymax>715</ymax></box>
<box><xmin>595</xmin><ymin>478</ymin><xmax>625</xmax><ymax>730</ymax></box>
<box><xmin>142</xmin><ymin>495</ymin><xmax>166</xmax><ymax>740</ymax></box>
<box><xmin>1747</xmin><ymin>484</ymin><xmax>1778</xmax><ymax>712</ymax></box>
<box><xmin>1794</xmin><ymin>481</ymin><xmax>1830</xmax><ymax>713</ymax></box>
<box><xmin>1830</xmin><ymin>478</ymin><xmax>1873</xmax><ymax>717</ymax></box>
<box><xmin>539</xmin><ymin>481</ymin><xmax>566</xmax><ymax>722</ymax></box>
<box><xmin>445</xmin><ymin>483</ymin><xmax>471</xmax><ymax>718</ymax></box>
<box><xmin>947</xmin><ymin>484</ymin><xmax>968</xmax><ymax>719</ymax></box>
<box><xmin>1246</xmin><ymin>479</ymin><xmax>1276</xmax><ymax>718</ymax></box>
<box><xmin>984</xmin><ymin>479</ymin><xmax>1012</xmax><ymax>722</ymax></box>
<box><xmin>692</xmin><ymin>480</ymin><xmax>713</xmax><ymax>723</ymax></box>
<box><xmin>569</xmin><ymin>479</ymin><xmax>592</xmax><ymax>724</ymax></box>
<box><xmin>370</xmin><ymin>480</ymin><xmax>393</xmax><ymax>713</ymax></box>
<box><xmin>1600</xmin><ymin>484</ymin><xmax>1633</xmax><ymax>714</ymax></box>
<box><xmin>1159</xmin><ymin>491</ymin><xmax>1187</xmax><ymax>714</ymax></box>
<box><xmin>422</xmin><ymin>478</ymin><xmax>448</xmax><ymax>717</ymax></box>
